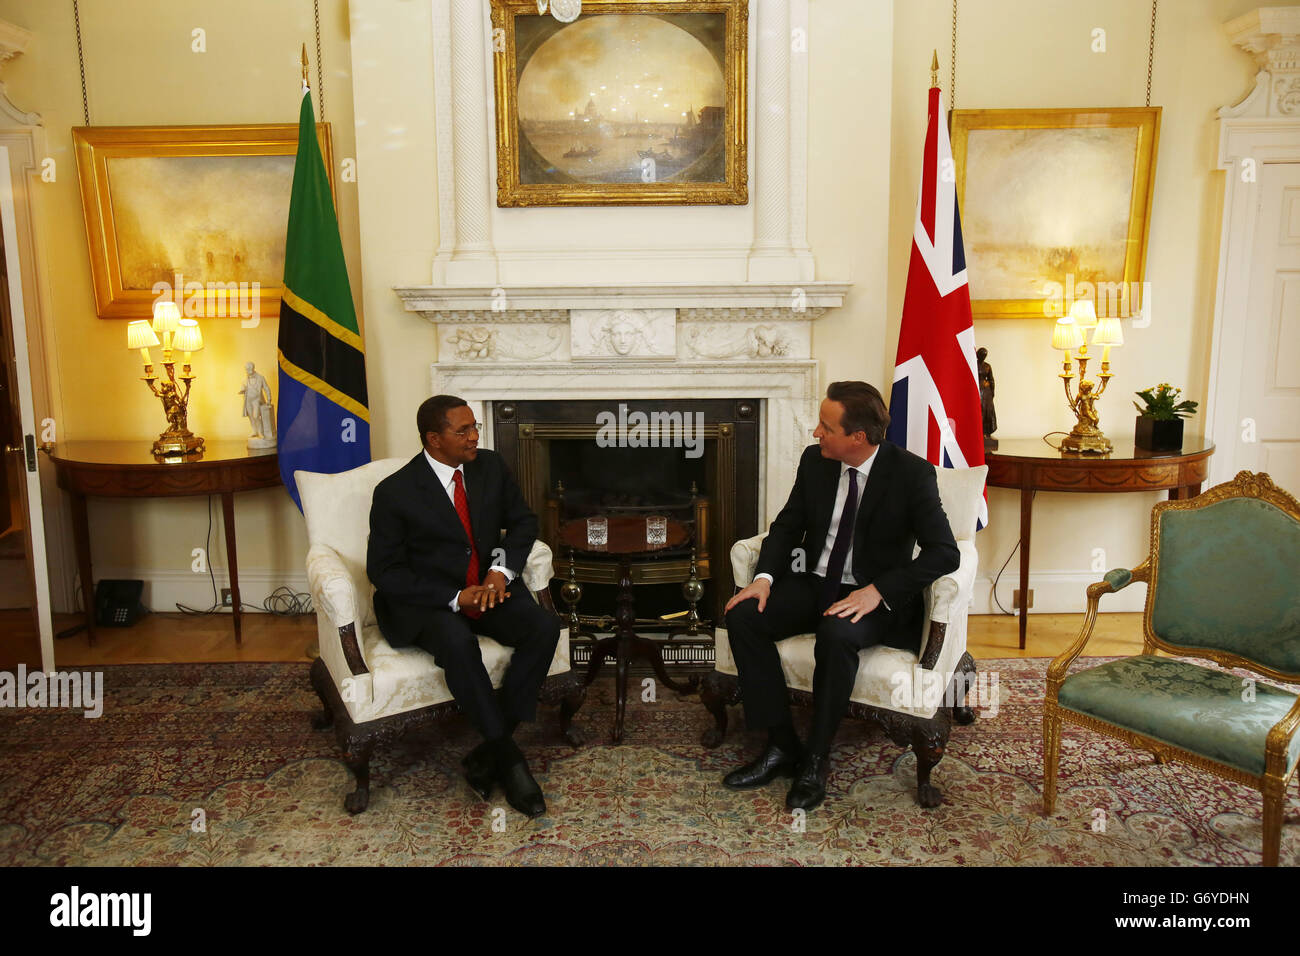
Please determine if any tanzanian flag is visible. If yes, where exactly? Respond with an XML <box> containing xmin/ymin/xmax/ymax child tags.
<box><xmin>277</xmin><ymin>87</ymin><xmax>370</xmax><ymax>511</ymax></box>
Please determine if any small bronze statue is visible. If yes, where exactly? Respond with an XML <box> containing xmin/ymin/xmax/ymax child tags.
<box><xmin>977</xmin><ymin>347</ymin><xmax>997</xmax><ymax>450</ymax></box>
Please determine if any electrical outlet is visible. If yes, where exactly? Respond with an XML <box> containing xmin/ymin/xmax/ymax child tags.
<box><xmin>1013</xmin><ymin>589</ymin><xmax>1034</xmax><ymax>610</ymax></box>
<box><xmin>221</xmin><ymin>588</ymin><xmax>233</xmax><ymax>607</ymax></box>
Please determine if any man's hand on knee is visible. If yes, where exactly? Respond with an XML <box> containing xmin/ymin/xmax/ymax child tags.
<box><xmin>824</xmin><ymin>584</ymin><xmax>883</xmax><ymax>623</ymax></box>
<box><xmin>482</xmin><ymin>569</ymin><xmax>510</xmax><ymax>607</ymax></box>
<box><xmin>725</xmin><ymin>577</ymin><xmax>771</xmax><ymax>614</ymax></box>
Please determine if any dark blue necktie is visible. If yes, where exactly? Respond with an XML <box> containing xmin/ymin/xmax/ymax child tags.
<box><xmin>821</xmin><ymin>468</ymin><xmax>859</xmax><ymax>610</ymax></box>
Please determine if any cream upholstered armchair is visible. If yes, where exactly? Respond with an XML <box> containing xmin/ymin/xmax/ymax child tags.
<box><xmin>700</xmin><ymin>465</ymin><xmax>987</xmax><ymax>807</ymax></box>
<box><xmin>1045</xmin><ymin>471</ymin><xmax>1300</xmax><ymax>866</ymax></box>
<box><xmin>296</xmin><ymin>458</ymin><xmax>583</xmax><ymax>814</ymax></box>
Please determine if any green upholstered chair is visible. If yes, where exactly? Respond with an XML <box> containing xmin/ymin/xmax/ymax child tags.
<box><xmin>1043</xmin><ymin>471</ymin><xmax>1300</xmax><ymax>866</ymax></box>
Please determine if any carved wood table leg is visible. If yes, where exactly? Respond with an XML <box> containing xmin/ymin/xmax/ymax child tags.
<box><xmin>582</xmin><ymin>637</ymin><xmax>615</xmax><ymax>687</ymax></box>
<box><xmin>610</xmin><ymin>556</ymin><xmax>638</xmax><ymax>744</ymax></box>
<box><xmin>69</xmin><ymin>490</ymin><xmax>96</xmax><ymax>645</ymax></box>
<box><xmin>642</xmin><ymin>637</ymin><xmax>699</xmax><ymax>696</ymax></box>
<box><xmin>220</xmin><ymin>490</ymin><xmax>242</xmax><ymax>644</ymax></box>
<box><xmin>1017</xmin><ymin>485</ymin><xmax>1033</xmax><ymax>650</ymax></box>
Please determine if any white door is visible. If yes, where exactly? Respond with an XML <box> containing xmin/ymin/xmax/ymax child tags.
<box><xmin>1229</xmin><ymin>161</ymin><xmax>1300</xmax><ymax>497</ymax></box>
<box><xmin>0</xmin><ymin>146</ymin><xmax>54</xmax><ymax>670</ymax></box>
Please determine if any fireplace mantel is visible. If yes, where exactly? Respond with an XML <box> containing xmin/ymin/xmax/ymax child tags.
<box><xmin>395</xmin><ymin>281</ymin><xmax>851</xmax><ymax>320</ymax></box>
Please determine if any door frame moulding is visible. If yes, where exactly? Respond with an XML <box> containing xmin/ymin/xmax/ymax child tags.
<box><xmin>1207</xmin><ymin>7</ymin><xmax>1300</xmax><ymax>485</ymax></box>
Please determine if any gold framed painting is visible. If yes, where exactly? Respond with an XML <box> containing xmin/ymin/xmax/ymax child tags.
<box><xmin>950</xmin><ymin>107</ymin><xmax>1160</xmax><ymax>320</ymax></box>
<box><xmin>73</xmin><ymin>123</ymin><xmax>334</xmax><ymax>321</ymax></box>
<box><xmin>490</xmin><ymin>0</ymin><xmax>748</xmax><ymax>206</ymax></box>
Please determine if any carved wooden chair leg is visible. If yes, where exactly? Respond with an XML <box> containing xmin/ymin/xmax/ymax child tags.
<box><xmin>309</xmin><ymin>658</ymin><xmax>335</xmax><ymax>731</ymax></box>
<box><xmin>1042</xmin><ymin>706</ymin><xmax>1062</xmax><ymax>815</ymax></box>
<box><xmin>912</xmin><ymin>721</ymin><xmax>949</xmax><ymax>808</ymax></box>
<box><xmin>343</xmin><ymin>740</ymin><xmax>374</xmax><ymax>815</ymax></box>
<box><xmin>700</xmin><ymin>671</ymin><xmax>740</xmax><ymax>747</ymax></box>
<box><xmin>1262</xmin><ymin>779</ymin><xmax>1285</xmax><ymax>867</ymax></box>
<box><xmin>951</xmin><ymin>652</ymin><xmax>978</xmax><ymax>725</ymax></box>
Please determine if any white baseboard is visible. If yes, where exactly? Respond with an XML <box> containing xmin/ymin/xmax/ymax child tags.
<box><xmin>63</xmin><ymin>567</ymin><xmax>1146</xmax><ymax>619</ymax></box>
<box><xmin>972</xmin><ymin>569</ymin><xmax>1147</xmax><ymax>616</ymax></box>
<box><xmin>67</xmin><ymin>568</ymin><xmax>312</xmax><ymax>616</ymax></box>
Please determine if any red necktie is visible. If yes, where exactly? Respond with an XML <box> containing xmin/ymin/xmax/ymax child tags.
<box><xmin>452</xmin><ymin>470</ymin><xmax>481</xmax><ymax>617</ymax></box>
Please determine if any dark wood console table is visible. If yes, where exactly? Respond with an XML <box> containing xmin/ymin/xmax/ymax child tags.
<box><xmin>46</xmin><ymin>441</ymin><xmax>281</xmax><ymax>645</ymax></box>
<box><xmin>560</xmin><ymin>515</ymin><xmax>700</xmax><ymax>743</ymax></box>
<box><xmin>985</xmin><ymin>434</ymin><xmax>1214</xmax><ymax>649</ymax></box>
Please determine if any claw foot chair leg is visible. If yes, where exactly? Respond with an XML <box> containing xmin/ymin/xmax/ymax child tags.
<box><xmin>913</xmin><ymin>723</ymin><xmax>949</xmax><ymax>808</ymax></box>
<box><xmin>559</xmin><ymin>679</ymin><xmax>586</xmax><ymax>748</ymax></box>
<box><xmin>952</xmin><ymin>652</ymin><xmax>978</xmax><ymax>725</ymax></box>
<box><xmin>343</xmin><ymin>742</ymin><xmax>373</xmax><ymax>814</ymax></box>
<box><xmin>700</xmin><ymin>671</ymin><xmax>739</xmax><ymax>748</ymax></box>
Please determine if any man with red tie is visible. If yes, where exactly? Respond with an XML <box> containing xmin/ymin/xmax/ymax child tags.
<box><xmin>367</xmin><ymin>395</ymin><xmax>560</xmax><ymax>818</ymax></box>
<box><xmin>722</xmin><ymin>382</ymin><xmax>959</xmax><ymax>811</ymax></box>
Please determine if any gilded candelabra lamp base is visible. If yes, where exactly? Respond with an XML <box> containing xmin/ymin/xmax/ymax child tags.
<box><xmin>1059</xmin><ymin>423</ymin><xmax>1112</xmax><ymax>454</ymax></box>
<box><xmin>151</xmin><ymin>428</ymin><xmax>205</xmax><ymax>458</ymax></box>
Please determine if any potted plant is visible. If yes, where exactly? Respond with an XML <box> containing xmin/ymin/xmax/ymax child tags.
<box><xmin>1133</xmin><ymin>383</ymin><xmax>1197</xmax><ymax>451</ymax></box>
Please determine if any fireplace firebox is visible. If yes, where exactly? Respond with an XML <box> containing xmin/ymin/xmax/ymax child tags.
<box><xmin>493</xmin><ymin>398</ymin><xmax>760</xmax><ymax>660</ymax></box>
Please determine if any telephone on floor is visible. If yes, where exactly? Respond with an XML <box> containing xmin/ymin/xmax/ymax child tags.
<box><xmin>94</xmin><ymin>579</ymin><xmax>145</xmax><ymax>628</ymax></box>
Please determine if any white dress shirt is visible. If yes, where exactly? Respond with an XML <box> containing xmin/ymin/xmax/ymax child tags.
<box><xmin>756</xmin><ymin>447</ymin><xmax>888</xmax><ymax>607</ymax></box>
<box><xmin>423</xmin><ymin>449</ymin><xmax>515</xmax><ymax>612</ymax></box>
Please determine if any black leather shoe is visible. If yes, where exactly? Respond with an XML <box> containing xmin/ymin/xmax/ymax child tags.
<box><xmin>786</xmin><ymin>753</ymin><xmax>830</xmax><ymax>811</ymax></box>
<box><xmin>722</xmin><ymin>743</ymin><xmax>802</xmax><ymax>790</ymax></box>
<box><xmin>461</xmin><ymin>744</ymin><xmax>495</xmax><ymax>801</ymax></box>
<box><xmin>499</xmin><ymin>760</ymin><xmax>547</xmax><ymax>818</ymax></box>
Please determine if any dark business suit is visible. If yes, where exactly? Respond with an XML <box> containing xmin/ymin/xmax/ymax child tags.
<box><xmin>725</xmin><ymin>441</ymin><xmax>959</xmax><ymax>754</ymax></box>
<box><xmin>366</xmin><ymin>449</ymin><xmax>560</xmax><ymax>740</ymax></box>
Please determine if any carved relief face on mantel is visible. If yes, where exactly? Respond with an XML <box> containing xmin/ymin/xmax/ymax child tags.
<box><xmin>602</xmin><ymin>311</ymin><xmax>644</xmax><ymax>355</ymax></box>
<box><xmin>571</xmin><ymin>308</ymin><xmax>675</xmax><ymax>360</ymax></box>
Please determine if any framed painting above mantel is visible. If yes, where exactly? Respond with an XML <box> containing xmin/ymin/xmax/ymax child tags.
<box><xmin>950</xmin><ymin>107</ymin><xmax>1160</xmax><ymax>320</ymax></box>
<box><xmin>490</xmin><ymin>0</ymin><xmax>748</xmax><ymax>206</ymax></box>
<box><xmin>73</xmin><ymin>123</ymin><xmax>334</xmax><ymax>321</ymax></box>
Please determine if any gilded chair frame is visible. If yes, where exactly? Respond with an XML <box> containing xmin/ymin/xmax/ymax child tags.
<box><xmin>1043</xmin><ymin>471</ymin><xmax>1300</xmax><ymax>866</ymax></box>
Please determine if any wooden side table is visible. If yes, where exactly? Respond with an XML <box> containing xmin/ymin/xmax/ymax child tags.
<box><xmin>559</xmin><ymin>515</ymin><xmax>700</xmax><ymax>743</ymax></box>
<box><xmin>985</xmin><ymin>434</ymin><xmax>1214</xmax><ymax>649</ymax></box>
<box><xmin>45</xmin><ymin>441</ymin><xmax>282</xmax><ymax>645</ymax></box>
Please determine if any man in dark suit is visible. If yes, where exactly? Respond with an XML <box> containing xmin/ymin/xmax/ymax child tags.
<box><xmin>367</xmin><ymin>395</ymin><xmax>560</xmax><ymax>818</ymax></box>
<box><xmin>722</xmin><ymin>381</ymin><xmax>959</xmax><ymax>811</ymax></box>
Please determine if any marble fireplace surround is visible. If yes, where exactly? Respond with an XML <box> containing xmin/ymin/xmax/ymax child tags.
<box><xmin>395</xmin><ymin>282</ymin><xmax>852</xmax><ymax>524</ymax></box>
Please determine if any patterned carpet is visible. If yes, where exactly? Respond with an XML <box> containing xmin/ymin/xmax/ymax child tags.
<box><xmin>1</xmin><ymin>658</ymin><xmax>1296</xmax><ymax>866</ymax></box>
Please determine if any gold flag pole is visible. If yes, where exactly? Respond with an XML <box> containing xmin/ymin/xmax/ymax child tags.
<box><xmin>302</xmin><ymin>43</ymin><xmax>309</xmax><ymax>87</ymax></box>
<box><xmin>930</xmin><ymin>49</ymin><xmax>939</xmax><ymax>88</ymax></box>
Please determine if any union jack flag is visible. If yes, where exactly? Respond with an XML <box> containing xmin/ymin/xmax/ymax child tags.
<box><xmin>886</xmin><ymin>83</ymin><xmax>987</xmax><ymax>530</ymax></box>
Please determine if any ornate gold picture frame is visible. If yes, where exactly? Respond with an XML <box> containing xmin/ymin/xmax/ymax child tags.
<box><xmin>950</xmin><ymin>107</ymin><xmax>1160</xmax><ymax>320</ymax></box>
<box><xmin>490</xmin><ymin>0</ymin><xmax>748</xmax><ymax>206</ymax></box>
<box><xmin>73</xmin><ymin>123</ymin><xmax>334</xmax><ymax>321</ymax></box>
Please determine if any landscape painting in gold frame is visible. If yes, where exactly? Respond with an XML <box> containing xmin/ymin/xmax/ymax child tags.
<box><xmin>950</xmin><ymin>107</ymin><xmax>1160</xmax><ymax>320</ymax></box>
<box><xmin>490</xmin><ymin>0</ymin><xmax>748</xmax><ymax>206</ymax></box>
<box><xmin>73</xmin><ymin>123</ymin><xmax>334</xmax><ymax>321</ymax></box>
